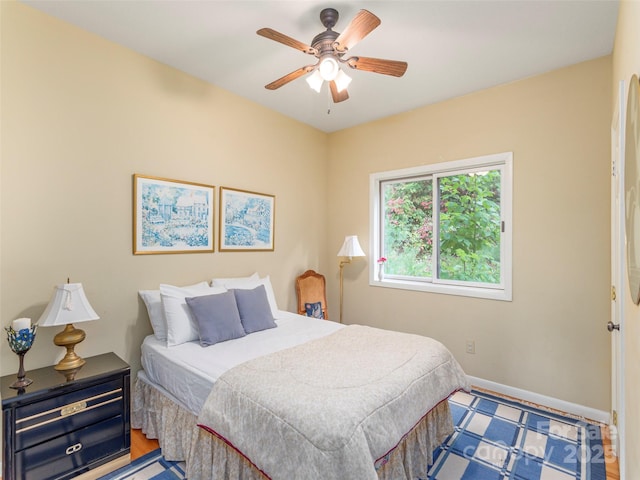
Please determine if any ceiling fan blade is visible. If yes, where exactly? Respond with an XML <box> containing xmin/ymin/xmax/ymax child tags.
<box><xmin>334</xmin><ymin>10</ymin><xmax>381</xmax><ymax>52</ymax></box>
<box><xmin>329</xmin><ymin>81</ymin><xmax>349</xmax><ymax>103</ymax></box>
<box><xmin>345</xmin><ymin>56</ymin><xmax>408</xmax><ymax>77</ymax></box>
<box><xmin>257</xmin><ymin>28</ymin><xmax>317</xmax><ymax>55</ymax></box>
<box><xmin>265</xmin><ymin>65</ymin><xmax>315</xmax><ymax>90</ymax></box>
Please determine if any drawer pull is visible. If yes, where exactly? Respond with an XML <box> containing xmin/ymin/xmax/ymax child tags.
<box><xmin>65</xmin><ymin>443</ymin><xmax>82</xmax><ymax>455</ymax></box>
<box><xmin>61</xmin><ymin>401</ymin><xmax>87</xmax><ymax>416</ymax></box>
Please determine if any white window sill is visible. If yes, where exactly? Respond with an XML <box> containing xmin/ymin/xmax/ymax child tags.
<box><xmin>369</xmin><ymin>277</ymin><xmax>512</xmax><ymax>302</ymax></box>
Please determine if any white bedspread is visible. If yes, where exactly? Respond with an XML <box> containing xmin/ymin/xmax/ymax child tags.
<box><xmin>197</xmin><ymin>325</ymin><xmax>469</xmax><ymax>480</ymax></box>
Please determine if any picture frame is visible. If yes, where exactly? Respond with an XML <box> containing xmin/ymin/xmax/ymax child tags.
<box><xmin>133</xmin><ymin>174</ymin><xmax>215</xmax><ymax>255</ymax></box>
<box><xmin>219</xmin><ymin>187</ymin><xmax>275</xmax><ymax>252</ymax></box>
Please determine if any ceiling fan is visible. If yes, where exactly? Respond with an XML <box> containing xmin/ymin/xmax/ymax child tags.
<box><xmin>257</xmin><ymin>8</ymin><xmax>408</xmax><ymax>103</ymax></box>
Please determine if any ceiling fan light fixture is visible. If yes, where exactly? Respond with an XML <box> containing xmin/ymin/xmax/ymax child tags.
<box><xmin>319</xmin><ymin>56</ymin><xmax>339</xmax><ymax>81</ymax></box>
<box><xmin>334</xmin><ymin>69</ymin><xmax>352</xmax><ymax>93</ymax></box>
<box><xmin>306</xmin><ymin>69</ymin><xmax>324</xmax><ymax>93</ymax></box>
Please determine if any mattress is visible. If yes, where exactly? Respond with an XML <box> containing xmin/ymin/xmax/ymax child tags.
<box><xmin>141</xmin><ymin>310</ymin><xmax>344</xmax><ymax>415</ymax></box>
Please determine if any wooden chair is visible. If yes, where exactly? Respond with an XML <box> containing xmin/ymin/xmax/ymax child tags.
<box><xmin>295</xmin><ymin>270</ymin><xmax>328</xmax><ymax>320</ymax></box>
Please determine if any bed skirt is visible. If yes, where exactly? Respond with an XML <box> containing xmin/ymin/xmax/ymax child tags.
<box><xmin>132</xmin><ymin>375</ymin><xmax>454</xmax><ymax>480</ymax></box>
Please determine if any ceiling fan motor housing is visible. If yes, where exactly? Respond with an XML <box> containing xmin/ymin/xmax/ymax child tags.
<box><xmin>312</xmin><ymin>8</ymin><xmax>342</xmax><ymax>58</ymax></box>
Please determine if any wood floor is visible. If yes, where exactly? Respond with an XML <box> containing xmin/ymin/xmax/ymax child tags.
<box><xmin>602</xmin><ymin>425</ymin><xmax>622</xmax><ymax>480</ymax></box>
<box><xmin>130</xmin><ymin>426</ymin><xmax>620</xmax><ymax>479</ymax></box>
<box><xmin>131</xmin><ymin>428</ymin><xmax>159</xmax><ymax>460</ymax></box>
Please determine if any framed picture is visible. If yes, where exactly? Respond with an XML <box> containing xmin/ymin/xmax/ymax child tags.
<box><xmin>219</xmin><ymin>187</ymin><xmax>275</xmax><ymax>251</ymax></box>
<box><xmin>133</xmin><ymin>174</ymin><xmax>215</xmax><ymax>255</ymax></box>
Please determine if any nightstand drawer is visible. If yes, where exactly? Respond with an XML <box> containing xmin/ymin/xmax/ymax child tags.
<box><xmin>15</xmin><ymin>414</ymin><xmax>126</xmax><ymax>480</ymax></box>
<box><xmin>15</xmin><ymin>378</ymin><xmax>124</xmax><ymax>451</ymax></box>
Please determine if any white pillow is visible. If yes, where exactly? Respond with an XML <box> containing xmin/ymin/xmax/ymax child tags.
<box><xmin>258</xmin><ymin>276</ymin><xmax>280</xmax><ymax>318</ymax></box>
<box><xmin>139</xmin><ymin>281</ymin><xmax>209</xmax><ymax>341</ymax></box>
<box><xmin>211</xmin><ymin>272</ymin><xmax>259</xmax><ymax>289</ymax></box>
<box><xmin>229</xmin><ymin>275</ymin><xmax>279</xmax><ymax>318</ymax></box>
<box><xmin>161</xmin><ymin>285</ymin><xmax>227</xmax><ymax>347</ymax></box>
<box><xmin>210</xmin><ymin>273</ymin><xmax>279</xmax><ymax>317</ymax></box>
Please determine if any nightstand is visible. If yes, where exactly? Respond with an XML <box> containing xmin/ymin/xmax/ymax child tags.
<box><xmin>2</xmin><ymin>352</ymin><xmax>131</xmax><ymax>480</ymax></box>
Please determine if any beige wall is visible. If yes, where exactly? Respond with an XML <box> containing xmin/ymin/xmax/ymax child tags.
<box><xmin>0</xmin><ymin>2</ymin><xmax>329</xmax><ymax>376</ymax></box>
<box><xmin>327</xmin><ymin>56</ymin><xmax>612</xmax><ymax>412</ymax></box>
<box><xmin>613</xmin><ymin>1</ymin><xmax>640</xmax><ymax>476</ymax></box>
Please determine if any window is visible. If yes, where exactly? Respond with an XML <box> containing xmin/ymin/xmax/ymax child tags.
<box><xmin>370</xmin><ymin>152</ymin><xmax>512</xmax><ymax>301</ymax></box>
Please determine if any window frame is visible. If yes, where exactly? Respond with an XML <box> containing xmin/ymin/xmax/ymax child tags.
<box><xmin>370</xmin><ymin>152</ymin><xmax>513</xmax><ymax>301</ymax></box>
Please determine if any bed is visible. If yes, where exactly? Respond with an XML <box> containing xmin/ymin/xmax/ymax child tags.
<box><xmin>132</xmin><ymin>275</ymin><xmax>470</xmax><ymax>479</ymax></box>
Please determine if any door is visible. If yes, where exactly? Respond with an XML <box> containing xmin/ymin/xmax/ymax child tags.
<box><xmin>610</xmin><ymin>79</ymin><xmax>625</xmax><ymax>468</ymax></box>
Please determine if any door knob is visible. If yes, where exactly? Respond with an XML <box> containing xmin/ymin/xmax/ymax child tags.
<box><xmin>607</xmin><ymin>321</ymin><xmax>620</xmax><ymax>332</ymax></box>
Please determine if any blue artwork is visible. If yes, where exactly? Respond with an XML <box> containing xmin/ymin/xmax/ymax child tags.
<box><xmin>134</xmin><ymin>175</ymin><xmax>214</xmax><ymax>254</ymax></box>
<box><xmin>221</xmin><ymin>188</ymin><xmax>274</xmax><ymax>251</ymax></box>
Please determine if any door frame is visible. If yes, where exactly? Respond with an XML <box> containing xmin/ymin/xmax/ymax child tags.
<box><xmin>611</xmin><ymin>79</ymin><xmax>626</xmax><ymax>471</ymax></box>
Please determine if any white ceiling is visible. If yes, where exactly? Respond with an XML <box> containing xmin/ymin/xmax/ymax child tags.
<box><xmin>22</xmin><ymin>1</ymin><xmax>619</xmax><ymax>133</ymax></box>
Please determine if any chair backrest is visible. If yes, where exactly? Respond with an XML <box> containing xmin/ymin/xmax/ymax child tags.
<box><xmin>295</xmin><ymin>270</ymin><xmax>328</xmax><ymax>320</ymax></box>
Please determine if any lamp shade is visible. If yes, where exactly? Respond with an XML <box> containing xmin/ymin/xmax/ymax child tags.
<box><xmin>337</xmin><ymin>235</ymin><xmax>366</xmax><ymax>258</ymax></box>
<box><xmin>334</xmin><ymin>69</ymin><xmax>352</xmax><ymax>93</ymax></box>
<box><xmin>306</xmin><ymin>69</ymin><xmax>323</xmax><ymax>93</ymax></box>
<box><xmin>38</xmin><ymin>283</ymin><xmax>100</xmax><ymax>327</ymax></box>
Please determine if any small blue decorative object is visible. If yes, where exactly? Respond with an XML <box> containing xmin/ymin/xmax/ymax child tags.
<box><xmin>6</xmin><ymin>326</ymin><xmax>36</xmax><ymax>353</ymax></box>
<box><xmin>5</xmin><ymin>324</ymin><xmax>37</xmax><ymax>389</ymax></box>
<box><xmin>304</xmin><ymin>302</ymin><xmax>324</xmax><ymax>319</ymax></box>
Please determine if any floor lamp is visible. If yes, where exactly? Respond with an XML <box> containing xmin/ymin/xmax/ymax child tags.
<box><xmin>337</xmin><ymin>235</ymin><xmax>365</xmax><ymax>324</ymax></box>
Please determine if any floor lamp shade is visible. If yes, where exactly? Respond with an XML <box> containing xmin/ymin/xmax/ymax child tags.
<box><xmin>38</xmin><ymin>283</ymin><xmax>100</xmax><ymax>372</ymax></box>
<box><xmin>337</xmin><ymin>235</ymin><xmax>365</xmax><ymax>259</ymax></box>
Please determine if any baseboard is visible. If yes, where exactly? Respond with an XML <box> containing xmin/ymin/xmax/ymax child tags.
<box><xmin>468</xmin><ymin>375</ymin><xmax>610</xmax><ymax>425</ymax></box>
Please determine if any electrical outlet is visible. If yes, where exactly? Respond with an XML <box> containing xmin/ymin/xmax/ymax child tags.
<box><xmin>465</xmin><ymin>340</ymin><xmax>475</xmax><ymax>354</ymax></box>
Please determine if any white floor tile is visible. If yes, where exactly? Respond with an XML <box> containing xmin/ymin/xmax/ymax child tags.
<box><xmin>434</xmin><ymin>453</ymin><xmax>469</xmax><ymax>480</ymax></box>
<box><xmin>540</xmin><ymin>464</ymin><xmax>575</xmax><ymax>480</ymax></box>
<box><xmin>466</xmin><ymin>412</ymin><xmax>492</xmax><ymax>436</ymax></box>
<box><xmin>451</xmin><ymin>391</ymin><xmax>475</xmax><ymax>406</ymax></box>
<box><xmin>523</xmin><ymin>429</ymin><xmax>548</xmax><ymax>458</ymax></box>
<box><xmin>496</xmin><ymin>403</ymin><xmax>521</xmax><ymax>422</ymax></box>
<box><xmin>473</xmin><ymin>440</ymin><xmax>508</xmax><ymax>468</ymax></box>
<box><xmin>548</xmin><ymin>419</ymin><xmax>579</xmax><ymax>442</ymax></box>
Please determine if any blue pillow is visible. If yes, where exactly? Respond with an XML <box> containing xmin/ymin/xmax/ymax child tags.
<box><xmin>305</xmin><ymin>301</ymin><xmax>324</xmax><ymax>319</ymax></box>
<box><xmin>232</xmin><ymin>285</ymin><xmax>277</xmax><ymax>334</ymax></box>
<box><xmin>185</xmin><ymin>291</ymin><xmax>246</xmax><ymax>346</ymax></box>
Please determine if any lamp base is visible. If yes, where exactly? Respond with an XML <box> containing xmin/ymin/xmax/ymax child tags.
<box><xmin>338</xmin><ymin>258</ymin><xmax>352</xmax><ymax>324</ymax></box>
<box><xmin>10</xmin><ymin>377</ymin><xmax>33</xmax><ymax>389</ymax></box>
<box><xmin>10</xmin><ymin>352</ymin><xmax>33</xmax><ymax>389</ymax></box>
<box><xmin>53</xmin><ymin>324</ymin><xmax>86</xmax><ymax>372</ymax></box>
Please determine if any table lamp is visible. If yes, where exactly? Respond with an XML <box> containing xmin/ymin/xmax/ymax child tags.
<box><xmin>38</xmin><ymin>283</ymin><xmax>99</xmax><ymax>372</ymax></box>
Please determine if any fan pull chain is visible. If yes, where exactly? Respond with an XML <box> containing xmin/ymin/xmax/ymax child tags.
<box><xmin>327</xmin><ymin>85</ymin><xmax>331</xmax><ymax>115</ymax></box>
